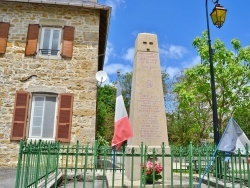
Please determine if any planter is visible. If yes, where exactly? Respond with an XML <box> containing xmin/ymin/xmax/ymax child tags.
<box><xmin>144</xmin><ymin>175</ymin><xmax>161</xmax><ymax>185</ymax></box>
<box><xmin>146</xmin><ymin>179</ymin><xmax>154</xmax><ymax>184</ymax></box>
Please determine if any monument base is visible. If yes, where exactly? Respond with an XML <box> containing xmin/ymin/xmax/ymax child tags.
<box><xmin>125</xmin><ymin>145</ymin><xmax>171</xmax><ymax>181</ymax></box>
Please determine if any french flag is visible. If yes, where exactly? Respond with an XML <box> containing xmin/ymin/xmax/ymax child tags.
<box><xmin>112</xmin><ymin>81</ymin><xmax>133</xmax><ymax>151</ymax></box>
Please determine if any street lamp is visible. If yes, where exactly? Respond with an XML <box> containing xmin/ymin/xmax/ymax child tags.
<box><xmin>210</xmin><ymin>3</ymin><xmax>227</xmax><ymax>28</ymax></box>
<box><xmin>205</xmin><ymin>0</ymin><xmax>227</xmax><ymax>146</ymax></box>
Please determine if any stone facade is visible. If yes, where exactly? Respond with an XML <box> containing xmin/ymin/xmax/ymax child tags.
<box><xmin>0</xmin><ymin>1</ymin><xmax>110</xmax><ymax>168</ymax></box>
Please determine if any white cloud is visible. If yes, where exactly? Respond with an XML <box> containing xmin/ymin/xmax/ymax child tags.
<box><xmin>160</xmin><ymin>45</ymin><xmax>188</xmax><ymax>59</ymax></box>
<box><xmin>101</xmin><ymin>0</ymin><xmax>125</xmax><ymax>16</ymax></box>
<box><xmin>166</xmin><ymin>67</ymin><xmax>180</xmax><ymax>79</ymax></box>
<box><xmin>102</xmin><ymin>62</ymin><xmax>132</xmax><ymax>84</ymax></box>
<box><xmin>181</xmin><ymin>56</ymin><xmax>201</xmax><ymax>68</ymax></box>
<box><xmin>104</xmin><ymin>63</ymin><xmax>132</xmax><ymax>76</ymax></box>
<box><xmin>122</xmin><ymin>47</ymin><xmax>134</xmax><ymax>63</ymax></box>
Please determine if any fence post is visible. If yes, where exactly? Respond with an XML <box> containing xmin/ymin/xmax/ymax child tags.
<box><xmin>83</xmin><ymin>143</ymin><xmax>89</xmax><ymax>188</ymax></box>
<box><xmin>93</xmin><ymin>141</ymin><xmax>98</xmax><ymax>188</ymax></box>
<box><xmin>15</xmin><ymin>140</ymin><xmax>24</xmax><ymax>188</ymax></box>
<box><xmin>130</xmin><ymin>147</ymin><xmax>135</xmax><ymax>188</ymax></box>
<box><xmin>246</xmin><ymin>144</ymin><xmax>250</xmax><ymax>187</ymax></box>
<box><xmin>54</xmin><ymin>141</ymin><xmax>60</xmax><ymax>188</ymax></box>
<box><xmin>34</xmin><ymin>140</ymin><xmax>42</xmax><ymax>187</ymax></box>
<box><xmin>188</xmin><ymin>142</ymin><xmax>193</xmax><ymax>187</ymax></box>
<box><xmin>101</xmin><ymin>145</ymin><xmax>107</xmax><ymax>188</ymax></box>
<box><xmin>140</xmin><ymin>142</ymin><xmax>144</xmax><ymax>188</ymax></box>
<box><xmin>63</xmin><ymin>143</ymin><xmax>70</xmax><ymax>187</ymax></box>
<box><xmin>161</xmin><ymin>142</ymin><xmax>165</xmax><ymax>187</ymax></box>
<box><xmin>23</xmin><ymin>140</ymin><xmax>32</xmax><ymax>187</ymax></box>
<box><xmin>121</xmin><ymin>144</ymin><xmax>126</xmax><ymax>187</ymax></box>
<box><xmin>74</xmin><ymin>141</ymin><xmax>79</xmax><ymax>186</ymax></box>
<box><xmin>179</xmin><ymin>146</ymin><xmax>183</xmax><ymax>187</ymax></box>
<box><xmin>170</xmin><ymin>145</ymin><xmax>173</xmax><ymax>188</ymax></box>
<box><xmin>44</xmin><ymin>141</ymin><xmax>51</xmax><ymax>188</ymax></box>
<box><xmin>152</xmin><ymin>147</ymin><xmax>156</xmax><ymax>186</ymax></box>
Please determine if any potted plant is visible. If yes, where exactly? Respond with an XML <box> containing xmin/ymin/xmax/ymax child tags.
<box><xmin>141</xmin><ymin>161</ymin><xmax>163</xmax><ymax>184</ymax></box>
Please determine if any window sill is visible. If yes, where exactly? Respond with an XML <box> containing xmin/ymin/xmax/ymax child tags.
<box><xmin>27</xmin><ymin>138</ymin><xmax>55</xmax><ymax>142</ymax></box>
<box><xmin>37</xmin><ymin>54</ymin><xmax>62</xmax><ymax>60</ymax></box>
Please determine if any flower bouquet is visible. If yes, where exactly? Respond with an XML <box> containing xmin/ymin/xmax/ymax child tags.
<box><xmin>141</xmin><ymin>161</ymin><xmax>163</xmax><ymax>184</ymax></box>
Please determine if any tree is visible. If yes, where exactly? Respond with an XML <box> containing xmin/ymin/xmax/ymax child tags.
<box><xmin>170</xmin><ymin>31</ymin><xmax>250</xmax><ymax>145</ymax></box>
<box><xmin>117</xmin><ymin>72</ymin><xmax>132</xmax><ymax>113</ymax></box>
<box><xmin>96</xmin><ymin>85</ymin><xmax>116</xmax><ymax>144</ymax></box>
<box><xmin>233</xmin><ymin>105</ymin><xmax>250</xmax><ymax>139</ymax></box>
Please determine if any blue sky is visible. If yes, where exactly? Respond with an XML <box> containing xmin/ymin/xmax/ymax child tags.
<box><xmin>98</xmin><ymin>0</ymin><xmax>250</xmax><ymax>83</ymax></box>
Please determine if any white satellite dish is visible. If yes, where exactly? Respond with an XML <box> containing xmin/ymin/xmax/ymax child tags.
<box><xmin>95</xmin><ymin>70</ymin><xmax>107</xmax><ymax>84</ymax></box>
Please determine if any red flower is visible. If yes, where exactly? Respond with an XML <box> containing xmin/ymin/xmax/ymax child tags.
<box><xmin>142</xmin><ymin>161</ymin><xmax>163</xmax><ymax>175</ymax></box>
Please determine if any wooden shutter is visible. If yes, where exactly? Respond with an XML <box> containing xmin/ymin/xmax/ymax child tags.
<box><xmin>25</xmin><ymin>24</ymin><xmax>39</xmax><ymax>56</ymax></box>
<box><xmin>56</xmin><ymin>93</ymin><xmax>74</xmax><ymax>142</ymax></box>
<box><xmin>10</xmin><ymin>91</ymin><xmax>30</xmax><ymax>140</ymax></box>
<box><xmin>61</xmin><ymin>26</ymin><xmax>74</xmax><ymax>58</ymax></box>
<box><xmin>0</xmin><ymin>22</ymin><xmax>10</xmax><ymax>54</ymax></box>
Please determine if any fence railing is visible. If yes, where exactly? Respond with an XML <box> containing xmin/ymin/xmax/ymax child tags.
<box><xmin>15</xmin><ymin>140</ymin><xmax>250</xmax><ymax>188</ymax></box>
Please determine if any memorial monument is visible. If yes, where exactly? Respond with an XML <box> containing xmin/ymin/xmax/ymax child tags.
<box><xmin>125</xmin><ymin>33</ymin><xmax>171</xmax><ymax>181</ymax></box>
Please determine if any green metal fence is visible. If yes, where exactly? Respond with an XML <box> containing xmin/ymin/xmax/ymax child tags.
<box><xmin>15</xmin><ymin>140</ymin><xmax>250</xmax><ymax>188</ymax></box>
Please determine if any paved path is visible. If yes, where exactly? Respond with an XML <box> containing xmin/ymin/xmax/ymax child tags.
<box><xmin>0</xmin><ymin>169</ymin><xmax>16</xmax><ymax>188</ymax></box>
<box><xmin>0</xmin><ymin>169</ymin><xmax>212</xmax><ymax>188</ymax></box>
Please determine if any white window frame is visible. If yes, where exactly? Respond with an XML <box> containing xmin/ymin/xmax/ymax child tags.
<box><xmin>29</xmin><ymin>94</ymin><xmax>58</xmax><ymax>140</ymax></box>
<box><xmin>39</xmin><ymin>27</ymin><xmax>62</xmax><ymax>57</ymax></box>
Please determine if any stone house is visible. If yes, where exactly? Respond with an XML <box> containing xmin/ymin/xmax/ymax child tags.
<box><xmin>0</xmin><ymin>0</ymin><xmax>111</xmax><ymax>168</ymax></box>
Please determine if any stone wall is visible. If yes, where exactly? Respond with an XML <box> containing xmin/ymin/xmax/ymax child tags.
<box><xmin>0</xmin><ymin>1</ymin><xmax>100</xmax><ymax>168</ymax></box>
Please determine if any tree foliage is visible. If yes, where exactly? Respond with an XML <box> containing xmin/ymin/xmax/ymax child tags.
<box><xmin>96</xmin><ymin>85</ymin><xmax>116</xmax><ymax>144</ymax></box>
<box><xmin>117</xmin><ymin>72</ymin><xmax>133</xmax><ymax>113</ymax></box>
<box><xmin>168</xmin><ymin>31</ymin><xmax>250</xmax><ymax>145</ymax></box>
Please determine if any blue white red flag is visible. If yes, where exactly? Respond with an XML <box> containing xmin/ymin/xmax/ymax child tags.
<box><xmin>111</xmin><ymin>81</ymin><xmax>133</xmax><ymax>151</ymax></box>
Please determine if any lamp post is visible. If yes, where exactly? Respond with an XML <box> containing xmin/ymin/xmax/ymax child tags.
<box><xmin>205</xmin><ymin>0</ymin><xmax>227</xmax><ymax>146</ymax></box>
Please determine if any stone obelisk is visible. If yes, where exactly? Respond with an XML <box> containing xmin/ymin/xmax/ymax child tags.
<box><xmin>125</xmin><ymin>33</ymin><xmax>171</xmax><ymax>181</ymax></box>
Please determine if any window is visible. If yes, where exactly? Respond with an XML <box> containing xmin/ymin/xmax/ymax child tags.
<box><xmin>10</xmin><ymin>91</ymin><xmax>74</xmax><ymax>142</ymax></box>
<box><xmin>29</xmin><ymin>95</ymin><xmax>57</xmax><ymax>139</ymax></box>
<box><xmin>25</xmin><ymin>24</ymin><xmax>75</xmax><ymax>58</ymax></box>
<box><xmin>39</xmin><ymin>27</ymin><xmax>62</xmax><ymax>56</ymax></box>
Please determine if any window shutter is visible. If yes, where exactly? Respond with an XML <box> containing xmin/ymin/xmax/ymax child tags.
<box><xmin>61</xmin><ymin>26</ymin><xmax>74</xmax><ymax>58</ymax></box>
<box><xmin>10</xmin><ymin>91</ymin><xmax>30</xmax><ymax>140</ymax></box>
<box><xmin>56</xmin><ymin>93</ymin><xmax>74</xmax><ymax>142</ymax></box>
<box><xmin>0</xmin><ymin>22</ymin><xmax>10</xmax><ymax>54</ymax></box>
<box><xmin>25</xmin><ymin>24</ymin><xmax>39</xmax><ymax>56</ymax></box>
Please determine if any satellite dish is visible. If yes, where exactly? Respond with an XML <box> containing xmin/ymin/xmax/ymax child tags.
<box><xmin>95</xmin><ymin>70</ymin><xmax>107</xmax><ymax>84</ymax></box>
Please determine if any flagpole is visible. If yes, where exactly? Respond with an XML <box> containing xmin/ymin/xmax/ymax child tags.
<box><xmin>197</xmin><ymin>118</ymin><xmax>233</xmax><ymax>188</ymax></box>
<box><xmin>112</xmin><ymin>69</ymin><xmax>120</xmax><ymax>171</ymax></box>
<box><xmin>111</xmin><ymin>70</ymin><xmax>121</xmax><ymax>187</ymax></box>
<box><xmin>197</xmin><ymin>148</ymin><xmax>218</xmax><ymax>188</ymax></box>
<box><xmin>112</xmin><ymin>147</ymin><xmax>116</xmax><ymax>169</ymax></box>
